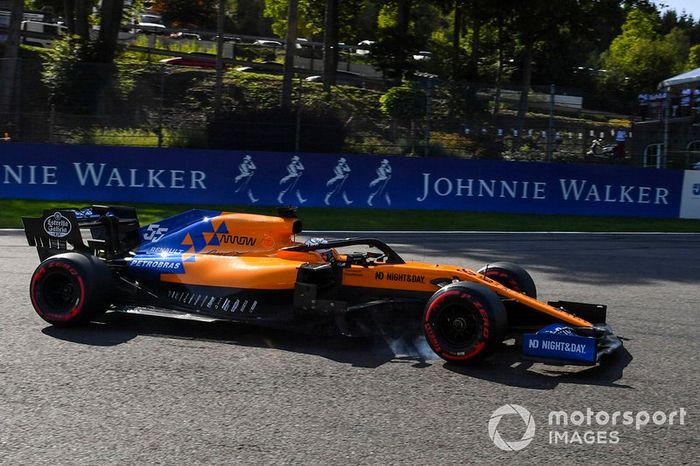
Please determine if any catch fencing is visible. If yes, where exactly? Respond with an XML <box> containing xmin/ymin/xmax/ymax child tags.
<box><xmin>0</xmin><ymin>57</ymin><xmax>637</xmax><ymax>165</ymax></box>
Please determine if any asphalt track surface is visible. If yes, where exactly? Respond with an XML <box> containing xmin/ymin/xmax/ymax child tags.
<box><xmin>1</xmin><ymin>231</ymin><xmax>698</xmax><ymax>465</ymax></box>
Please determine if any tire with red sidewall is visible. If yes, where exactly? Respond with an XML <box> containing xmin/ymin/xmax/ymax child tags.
<box><xmin>30</xmin><ymin>253</ymin><xmax>111</xmax><ymax>326</ymax></box>
<box><xmin>477</xmin><ymin>261</ymin><xmax>537</xmax><ymax>298</ymax></box>
<box><xmin>423</xmin><ymin>282</ymin><xmax>507</xmax><ymax>364</ymax></box>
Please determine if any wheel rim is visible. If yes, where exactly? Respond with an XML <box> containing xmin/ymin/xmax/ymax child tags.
<box><xmin>40</xmin><ymin>270</ymin><xmax>80</xmax><ymax>314</ymax></box>
<box><xmin>435</xmin><ymin>303</ymin><xmax>480</xmax><ymax>349</ymax></box>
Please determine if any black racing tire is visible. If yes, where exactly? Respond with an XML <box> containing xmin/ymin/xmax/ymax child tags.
<box><xmin>29</xmin><ymin>253</ymin><xmax>112</xmax><ymax>326</ymax></box>
<box><xmin>423</xmin><ymin>282</ymin><xmax>507</xmax><ymax>364</ymax></box>
<box><xmin>477</xmin><ymin>261</ymin><xmax>537</xmax><ymax>298</ymax></box>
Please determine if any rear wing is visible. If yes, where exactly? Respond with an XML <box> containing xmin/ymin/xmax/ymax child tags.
<box><xmin>22</xmin><ymin>205</ymin><xmax>141</xmax><ymax>261</ymax></box>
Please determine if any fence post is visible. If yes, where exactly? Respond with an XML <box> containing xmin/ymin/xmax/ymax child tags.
<box><xmin>158</xmin><ymin>66</ymin><xmax>165</xmax><ymax>148</ymax></box>
<box><xmin>424</xmin><ymin>78</ymin><xmax>432</xmax><ymax>156</ymax></box>
<box><xmin>49</xmin><ymin>104</ymin><xmax>55</xmax><ymax>143</ymax></box>
<box><xmin>15</xmin><ymin>61</ymin><xmax>22</xmax><ymax>141</ymax></box>
<box><xmin>662</xmin><ymin>87</ymin><xmax>670</xmax><ymax>168</ymax></box>
<box><xmin>295</xmin><ymin>75</ymin><xmax>302</xmax><ymax>152</ymax></box>
<box><xmin>281</xmin><ymin>0</ymin><xmax>298</xmax><ymax>109</ymax></box>
<box><xmin>214</xmin><ymin>0</ymin><xmax>226</xmax><ymax>113</ymax></box>
<box><xmin>147</xmin><ymin>34</ymin><xmax>155</xmax><ymax>62</ymax></box>
<box><xmin>547</xmin><ymin>83</ymin><xmax>555</xmax><ymax>162</ymax></box>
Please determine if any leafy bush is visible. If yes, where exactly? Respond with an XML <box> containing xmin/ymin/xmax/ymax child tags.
<box><xmin>64</xmin><ymin>127</ymin><xmax>200</xmax><ymax>148</ymax></box>
<box><xmin>42</xmin><ymin>37</ymin><xmax>103</xmax><ymax>112</ymax></box>
<box><xmin>42</xmin><ymin>36</ymin><xmax>141</xmax><ymax>117</ymax></box>
<box><xmin>379</xmin><ymin>83</ymin><xmax>426</xmax><ymax>124</ymax></box>
<box><xmin>369</xmin><ymin>29</ymin><xmax>419</xmax><ymax>85</ymax></box>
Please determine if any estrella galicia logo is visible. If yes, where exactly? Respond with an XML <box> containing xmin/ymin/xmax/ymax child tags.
<box><xmin>693</xmin><ymin>183</ymin><xmax>700</xmax><ymax>197</ymax></box>
<box><xmin>43</xmin><ymin>212</ymin><xmax>72</xmax><ymax>238</ymax></box>
<box><xmin>488</xmin><ymin>404</ymin><xmax>536</xmax><ymax>451</ymax></box>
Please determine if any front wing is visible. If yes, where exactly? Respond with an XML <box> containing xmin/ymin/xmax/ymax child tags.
<box><xmin>522</xmin><ymin>323</ymin><xmax>622</xmax><ymax>365</ymax></box>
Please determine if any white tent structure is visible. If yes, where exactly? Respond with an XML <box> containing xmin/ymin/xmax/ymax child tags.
<box><xmin>656</xmin><ymin>67</ymin><xmax>700</xmax><ymax>167</ymax></box>
<box><xmin>658</xmin><ymin>66</ymin><xmax>700</xmax><ymax>88</ymax></box>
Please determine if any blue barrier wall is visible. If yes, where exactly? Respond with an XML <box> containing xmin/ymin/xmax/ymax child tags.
<box><xmin>0</xmin><ymin>143</ymin><xmax>691</xmax><ymax>218</ymax></box>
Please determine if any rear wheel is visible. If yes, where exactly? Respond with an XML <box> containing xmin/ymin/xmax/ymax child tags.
<box><xmin>30</xmin><ymin>253</ymin><xmax>112</xmax><ymax>326</ymax></box>
<box><xmin>477</xmin><ymin>261</ymin><xmax>537</xmax><ymax>298</ymax></box>
<box><xmin>423</xmin><ymin>282</ymin><xmax>507</xmax><ymax>364</ymax></box>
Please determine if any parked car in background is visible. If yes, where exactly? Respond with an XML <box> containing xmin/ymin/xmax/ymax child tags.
<box><xmin>20</xmin><ymin>20</ymin><xmax>67</xmax><ymax>47</ymax></box>
<box><xmin>135</xmin><ymin>22</ymin><xmax>166</xmax><ymax>34</ymax></box>
<box><xmin>134</xmin><ymin>13</ymin><xmax>166</xmax><ymax>35</ymax></box>
<box><xmin>356</xmin><ymin>40</ymin><xmax>375</xmax><ymax>56</ymax></box>
<box><xmin>296</xmin><ymin>38</ymin><xmax>322</xmax><ymax>59</ymax></box>
<box><xmin>305</xmin><ymin>70</ymin><xmax>364</xmax><ymax>87</ymax></box>
<box><xmin>139</xmin><ymin>13</ymin><xmax>164</xmax><ymax>26</ymax></box>
<box><xmin>234</xmin><ymin>61</ymin><xmax>283</xmax><ymax>75</ymax></box>
<box><xmin>160</xmin><ymin>53</ymin><xmax>219</xmax><ymax>69</ymax></box>
<box><xmin>213</xmin><ymin>34</ymin><xmax>243</xmax><ymax>43</ymax></box>
<box><xmin>412</xmin><ymin>51</ymin><xmax>432</xmax><ymax>61</ymax></box>
<box><xmin>253</xmin><ymin>39</ymin><xmax>282</xmax><ymax>47</ymax></box>
<box><xmin>91</xmin><ymin>25</ymin><xmax>136</xmax><ymax>42</ymax></box>
<box><xmin>169</xmin><ymin>32</ymin><xmax>202</xmax><ymax>41</ymax></box>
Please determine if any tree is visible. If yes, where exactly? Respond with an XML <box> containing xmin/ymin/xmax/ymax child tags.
<box><xmin>263</xmin><ymin>0</ymin><xmax>324</xmax><ymax>38</ymax></box>
<box><xmin>215</xmin><ymin>0</ymin><xmax>226</xmax><ymax>112</ymax></box>
<box><xmin>600</xmin><ymin>8</ymin><xmax>690</xmax><ymax>94</ymax></box>
<box><xmin>380</xmin><ymin>82</ymin><xmax>426</xmax><ymax>122</ymax></box>
<box><xmin>281</xmin><ymin>0</ymin><xmax>298</xmax><ymax>108</ymax></box>
<box><xmin>233</xmin><ymin>0</ymin><xmax>272</xmax><ymax>36</ymax></box>
<box><xmin>451</xmin><ymin>0</ymin><xmax>467</xmax><ymax>80</ymax></box>
<box><xmin>380</xmin><ymin>82</ymin><xmax>426</xmax><ymax>151</ymax></box>
<box><xmin>0</xmin><ymin>0</ymin><xmax>24</xmax><ymax>126</ymax></box>
<box><xmin>263</xmin><ymin>0</ymin><xmax>366</xmax><ymax>41</ymax></box>
<box><xmin>94</xmin><ymin>0</ymin><xmax>125</xmax><ymax>63</ymax></box>
<box><xmin>264</xmin><ymin>0</ymin><xmax>367</xmax><ymax>92</ymax></box>
<box><xmin>41</xmin><ymin>0</ymin><xmax>127</xmax><ymax>115</ymax></box>
<box><xmin>464</xmin><ymin>0</ymin><xmax>487</xmax><ymax>81</ymax></box>
<box><xmin>151</xmin><ymin>0</ymin><xmax>220</xmax><ymax>29</ymax></box>
<box><xmin>370</xmin><ymin>0</ymin><xmax>420</xmax><ymax>84</ymax></box>
<box><xmin>344</xmin><ymin>0</ymin><xmax>380</xmax><ymax>44</ymax></box>
<box><xmin>61</xmin><ymin>0</ymin><xmax>91</xmax><ymax>39</ymax></box>
<box><xmin>322</xmin><ymin>0</ymin><xmax>338</xmax><ymax>91</ymax></box>
<box><xmin>688</xmin><ymin>44</ymin><xmax>700</xmax><ymax>70</ymax></box>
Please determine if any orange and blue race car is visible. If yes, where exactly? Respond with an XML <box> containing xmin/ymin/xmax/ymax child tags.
<box><xmin>23</xmin><ymin>206</ymin><xmax>622</xmax><ymax>365</ymax></box>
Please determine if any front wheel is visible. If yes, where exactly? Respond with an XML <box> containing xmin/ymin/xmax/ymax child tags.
<box><xmin>477</xmin><ymin>261</ymin><xmax>537</xmax><ymax>298</ymax></box>
<box><xmin>30</xmin><ymin>253</ymin><xmax>112</xmax><ymax>326</ymax></box>
<box><xmin>423</xmin><ymin>282</ymin><xmax>507</xmax><ymax>364</ymax></box>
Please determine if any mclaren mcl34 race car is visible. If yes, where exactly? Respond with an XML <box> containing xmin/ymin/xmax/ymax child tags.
<box><xmin>23</xmin><ymin>206</ymin><xmax>622</xmax><ymax>365</ymax></box>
